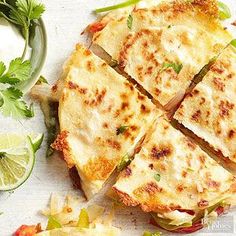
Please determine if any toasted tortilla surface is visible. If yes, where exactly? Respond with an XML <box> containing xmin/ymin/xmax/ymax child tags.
<box><xmin>92</xmin><ymin>0</ymin><xmax>232</xmax><ymax>107</ymax></box>
<box><xmin>174</xmin><ymin>45</ymin><xmax>236</xmax><ymax>165</ymax></box>
<box><xmin>113</xmin><ymin>117</ymin><xmax>235</xmax><ymax>218</ymax></box>
<box><xmin>53</xmin><ymin>44</ymin><xmax>160</xmax><ymax>198</ymax></box>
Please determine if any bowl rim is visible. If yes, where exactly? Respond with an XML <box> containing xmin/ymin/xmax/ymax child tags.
<box><xmin>21</xmin><ymin>17</ymin><xmax>47</xmax><ymax>94</ymax></box>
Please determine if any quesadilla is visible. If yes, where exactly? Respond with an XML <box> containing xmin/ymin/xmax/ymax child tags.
<box><xmin>52</xmin><ymin>44</ymin><xmax>161</xmax><ymax>199</ymax></box>
<box><xmin>92</xmin><ymin>0</ymin><xmax>232</xmax><ymax>107</ymax></box>
<box><xmin>174</xmin><ymin>45</ymin><xmax>236</xmax><ymax>168</ymax></box>
<box><xmin>113</xmin><ymin>117</ymin><xmax>236</xmax><ymax>233</ymax></box>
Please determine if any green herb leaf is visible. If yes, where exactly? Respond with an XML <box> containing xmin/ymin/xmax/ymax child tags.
<box><xmin>230</xmin><ymin>39</ymin><xmax>236</xmax><ymax>48</ymax></box>
<box><xmin>161</xmin><ymin>62</ymin><xmax>183</xmax><ymax>74</ymax></box>
<box><xmin>16</xmin><ymin>0</ymin><xmax>45</xmax><ymax>20</ymax></box>
<box><xmin>0</xmin><ymin>62</ymin><xmax>6</xmax><ymax>77</ymax></box>
<box><xmin>36</xmin><ymin>75</ymin><xmax>49</xmax><ymax>85</ymax></box>
<box><xmin>116</xmin><ymin>125</ymin><xmax>129</xmax><ymax>135</ymax></box>
<box><xmin>218</xmin><ymin>1</ymin><xmax>231</xmax><ymax>20</ymax></box>
<box><xmin>127</xmin><ymin>14</ymin><xmax>133</xmax><ymax>30</ymax></box>
<box><xmin>0</xmin><ymin>87</ymin><xmax>34</xmax><ymax>119</ymax></box>
<box><xmin>154</xmin><ymin>173</ymin><xmax>161</xmax><ymax>182</ymax></box>
<box><xmin>143</xmin><ymin>231</ymin><xmax>162</xmax><ymax>236</ymax></box>
<box><xmin>117</xmin><ymin>154</ymin><xmax>132</xmax><ymax>171</ymax></box>
<box><xmin>0</xmin><ymin>58</ymin><xmax>31</xmax><ymax>85</ymax></box>
<box><xmin>95</xmin><ymin>0</ymin><xmax>141</xmax><ymax>13</ymax></box>
<box><xmin>46</xmin><ymin>215</ymin><xmax>62</xmax><ymax>230</ymax></box>
<box><xmin>77</xmin><ymin>208</ymin><xmax>89</xmax><ymax>228</ymax></box>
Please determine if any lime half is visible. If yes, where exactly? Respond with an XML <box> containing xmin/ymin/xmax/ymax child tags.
<box><xmin>0</xmin><ymin>134</ymin><xmax>43</xmax><ymax>191</ymax></box>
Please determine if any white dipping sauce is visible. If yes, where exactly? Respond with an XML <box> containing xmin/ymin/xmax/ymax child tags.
<box><xmin>0</xmin><ymin>18</ymin><xmax>27</xmax><ymax>66</ymax></box>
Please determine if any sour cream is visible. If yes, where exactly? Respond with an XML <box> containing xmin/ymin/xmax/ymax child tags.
<box><xmin>0</xmin><ymin>18</ymin><xmax>30</xmax><ymax>66</ymax></box>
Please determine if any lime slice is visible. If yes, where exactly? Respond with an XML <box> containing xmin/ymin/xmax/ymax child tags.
<box><xmin>0</xmin><ymin>134</ymin><xmax>43</xmax><ymax>191</ymax></box>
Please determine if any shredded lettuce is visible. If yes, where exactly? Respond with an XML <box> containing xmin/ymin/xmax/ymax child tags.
<box><xmin>151</xmin><ymin>200</ymin><xmax>228</xmax><ymax>231</ymax></box>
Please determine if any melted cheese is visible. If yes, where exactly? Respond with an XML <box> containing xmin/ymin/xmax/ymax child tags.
<box><xmin>55</xmin><ymin>44</ymin><xmax>161</xmax><ymax>199</ymax></box>
<box><xmin>174</xmin><ymin>45</ymin><xmax>236</xmax><ymax>164</ymax></box>
<box><xmin>119</xmin><ymin>25</ymin><xmax>224</xmax><ymax>106</ymax></box>
<box><xmin>92</xmin><ymin>0</ymin><xmax>232</xmax><ymax>107</ymax></box>
<box><xmin>113</xmin><ymin>117</ymin><xmax>235</xmax><ymax>217</ymax></box>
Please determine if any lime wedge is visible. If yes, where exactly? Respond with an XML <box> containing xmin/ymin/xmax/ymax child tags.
<box><xmin>0</xmin><ymin>134</ymin><xmax>43</xmax><ymax>191</ymax></box>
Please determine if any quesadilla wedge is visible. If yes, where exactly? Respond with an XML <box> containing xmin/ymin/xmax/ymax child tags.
<box><xmin>52</xmin><ymin>44</ymin><xmax>161</xmax><ymax>199</ymax></box>
<box><xmin>113</xmin><ymin>117</ymin><xmax>236</xmax><ymax>233</ymax></box>
<box><xmin>174</xmin><ymin>45</ymin><xmax>236</xmax><ymax>169</ymax></box>
<box><xmin>92</xmin><ymin>0</ymin><xmax>232</xmax><ymax>107</ymax></box>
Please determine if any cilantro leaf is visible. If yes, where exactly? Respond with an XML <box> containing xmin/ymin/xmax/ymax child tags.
<box><xmin>127</xmin><ymin>14</ymin><xmax>133</xmax><ymax>30</ymax></box>
<box><xmin>161</xmin><ymin>62</ymin><xmax>183</xmax><ymax>74</ymax></box>
<box><xmin>0</xmin><ymin>58</ymin><xmax>31</xmax><ymax>85</ymax></box>
<box><xmin>0</xmin><ymin>87</ymin><xmax>34</xmax><ymax>119</ymax></box>
<box><xmin>16</xmin><ymin>0</ymin><xmax>45</xmax><ymax>20</ymax></box>
<box><xmin>0</xmin><ymin>62</ymin><xmax>6</xmax><ymax>77</ymax></box>
<box><xmin>116</xmin><ymin>125</ymin><xmax>129</xmax><ymax>135</ymax></box>
<box><xmin>154</xmin><ymin>173</ymin><xmax>161</xmax><ymax>182</ymax></box>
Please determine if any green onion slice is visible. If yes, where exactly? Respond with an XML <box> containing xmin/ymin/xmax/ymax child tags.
<box><xmin>218</xmin><ymin>1</ymin><xmax>231</xmax><ymax>20</ymax></box>
<box><xmin>230</xmin><ymin>39</ymin><xmax>236</xmax><ymax>48</ymax></box>
<box><xmin>46</xmin><ymin>216</ymin><xmax>62</xmax><ymax>230</ymax></box>
<box><xmin>95</xmin><ymin>0</ymin><xmax>141</xmax><ymax>13</ymax></box>
<box><xmin>77</xmin><ymin>208</ymin><xmax>89</xmax><ymax>228</ymax></box>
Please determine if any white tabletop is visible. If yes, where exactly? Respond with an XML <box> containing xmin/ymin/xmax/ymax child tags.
<box><xmin>0</xmin><ymin>0</ymin><xmax>236</xmax><ymax>235</ymax></box>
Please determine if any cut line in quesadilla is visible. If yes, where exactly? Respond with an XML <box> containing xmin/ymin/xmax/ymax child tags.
<box><xmin>91</xmin><ymin>0</ymin><xmax>232</xmax><ymax>108</ymax></box>
<box><xmin>113</xmin><ymin>116</ymin><xmax>236</xmax><ymax>233</ymax></box>
<box><xmin>52</xmin><ymin>44</ymin><xmax>161</xmax><ymax>199</ymax></box>
<box><xmin>174</xmin><ymin>45</ymin><xmax>236</xmax><ymax>170</ymax></box>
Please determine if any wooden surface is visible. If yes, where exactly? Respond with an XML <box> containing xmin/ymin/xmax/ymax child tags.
<box><xmin>0</xmin><ymin>0</ymin><xmax>236</xmax><ymax>235</ymax></box>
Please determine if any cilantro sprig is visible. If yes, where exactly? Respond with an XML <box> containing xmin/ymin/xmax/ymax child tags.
<box><xmin>0</xmin><ymin>0</ymin><xmax>45</xmax><ymax>119</ymax></box>
<box><xmin>0</xmin><ymin>0</ymin><xmax>45</xmax><ymax>59</ymax></box>
<box><xmin>116</xmin><ymin>125</ymin><xmax>129</xmax><ymax>135</ymax></box>
<box><xmin>0</xmin><ymin>58</ymin><xmax>34</xmax><ymax>119</ymax></box>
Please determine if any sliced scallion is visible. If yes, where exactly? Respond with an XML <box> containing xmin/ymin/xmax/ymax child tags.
<box><xmin>218</xmin><ymin>1</ymin><xmax>231</xmax><ymax>20</ymax></box>
<box><xmin>230</xmin><ymin>39</ymin><xmax>236</xmax><ymax>48</ymax></box>
<box><xmin>95</xmin><ymin>0</ymin><xmax>141</xmax><ymax>13</ymax></box>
